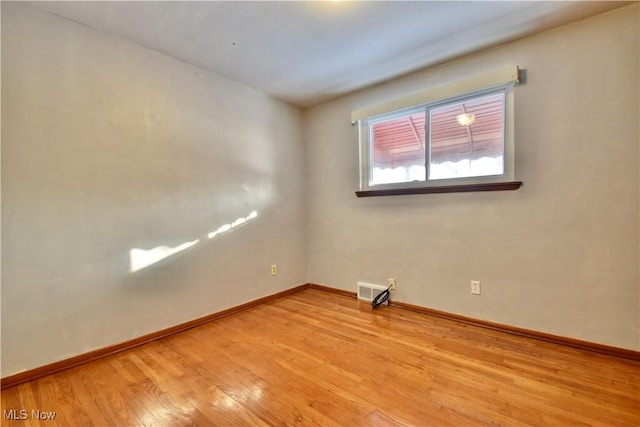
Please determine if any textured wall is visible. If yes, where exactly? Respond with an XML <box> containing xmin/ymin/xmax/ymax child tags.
<box><xmin>305</xmin><ymin>5</ymin><xmax>639</xmax><ymax>350</ymax></box>
<box><xmin>1</xmin><ymin>3</ymin><xmax>306</xmax><ymax>376</ymax></box>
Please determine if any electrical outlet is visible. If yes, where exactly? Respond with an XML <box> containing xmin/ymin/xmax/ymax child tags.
<box><xmin>271</xmin><ymin>265</ymin><xmax>277</xmax><ymax>276</ymax></box>
<box><xmin>471</xmin><ymin>280</ymin><xmax>481</xmax><ymax>295</ymax></box>
<box><xmin>388</xmin><ymin>278</ymin><xmax>397</xmax><ymax>290</ymax></box>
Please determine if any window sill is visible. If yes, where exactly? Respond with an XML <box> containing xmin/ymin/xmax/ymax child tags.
<box><xmin>355</xmin><ymin>181</ymin><xmax>522</xmax><ymax>197</ymax></box>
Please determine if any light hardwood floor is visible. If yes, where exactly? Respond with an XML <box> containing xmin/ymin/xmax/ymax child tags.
<box><xmin>1</xmin><ymin>289</ymin><xmax>639</xmax><ymax>426</ymax></box>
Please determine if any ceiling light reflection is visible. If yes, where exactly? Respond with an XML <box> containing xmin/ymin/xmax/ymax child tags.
<box><xmin>456</xmin><ymin>113</ymin><xmax>475</xmax><ymax>126</ymax></box>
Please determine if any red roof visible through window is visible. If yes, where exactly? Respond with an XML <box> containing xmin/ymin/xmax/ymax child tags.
<box><xmin>371</xmin><ymin>93</ymin><xmax>504</xmax><ymax>169</ymax></box>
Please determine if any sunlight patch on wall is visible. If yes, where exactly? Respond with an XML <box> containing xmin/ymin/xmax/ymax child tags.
<box><xmin>128</xmin><ymin>210</ymin><xmax>259</xmax><ymax>273</ymax></box>
<box><xmin>208</xmin><ymin>210</ymin><xmax>258</xmax><ymax>239</ymax></box>
<box><xmin>129</xmin><ymin>239</ymin><xmax>200</xmax><ymax>273</ymax></box>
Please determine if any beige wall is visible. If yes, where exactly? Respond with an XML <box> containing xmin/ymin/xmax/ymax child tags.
<box><xmin>1</xmin><ymin>3</ymin><xmax>307</xmax><ymax>377</ymax></box>
<box><xmin>305</xmin><ymin>5</ymin><xmax>639</xmax><ymax>350</ymax></box>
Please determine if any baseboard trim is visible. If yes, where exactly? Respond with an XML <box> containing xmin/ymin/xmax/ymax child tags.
<box><xmin>309</xmin><ymin>283</ymin><xmax>640</xmax><ymax>362</ymax></box>
<box><xmin>1</xmin><ymin>284</ymin><xmax>310</xmax><ymax>390</ymax></box>
<box><xmin>308</xmin><ymin>283</ymin><xmax>357</xmax><ymax>298</ymax></box>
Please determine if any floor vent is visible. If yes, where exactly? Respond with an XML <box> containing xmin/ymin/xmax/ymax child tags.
<box><xmin>357</xmin><ymin>282</ymin><xmax>389</xmax><ymax>305</ymax></box>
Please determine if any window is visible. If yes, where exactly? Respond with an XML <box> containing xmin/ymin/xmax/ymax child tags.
<box><xmin>353</xmin><ymin>66</ymin><xmax>522</xmax><ymax>196</ymax></box>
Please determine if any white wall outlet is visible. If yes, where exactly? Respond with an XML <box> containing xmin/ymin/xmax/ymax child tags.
<box><xmin>271</xmin><ymin>265</ymin><xmax>277</xmax><ymax>276</ymax></box>
<box><xmin>388</xmin><ymin>278</ymin><xmax>397</xmax><ymax>290</ymax></box>
<box><xmin>471</xmin><ymin>280</ymin><xmax>481</xmax><ymax>295</ymax></box>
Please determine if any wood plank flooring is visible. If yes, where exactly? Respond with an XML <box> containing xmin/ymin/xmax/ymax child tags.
<box><xmin>1</xmin><ymin>289</ymin><xmax>639</xmax><ymax>426</ymax></box>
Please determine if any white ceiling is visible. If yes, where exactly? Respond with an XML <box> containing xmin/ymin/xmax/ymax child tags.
<box><xmin>27</xmin><ymin>1</ymin><xmax>632</xmax><ymax>107</ymax></box>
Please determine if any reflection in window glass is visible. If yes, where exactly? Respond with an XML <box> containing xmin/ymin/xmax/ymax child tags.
<box><xmin>370</xmin><ymin>110</ymin><xmax>426</xmax><ymax>186</ymax></box>
<box><xmin>429</xmin><ymin>92</ymin><xmax>505</xmax><ymax>180</ymax></box>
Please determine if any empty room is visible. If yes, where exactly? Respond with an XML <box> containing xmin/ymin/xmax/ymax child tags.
<box><xmin>1</xmin><ymin>1</ymin><xmax>639</xmax><ymax>426</ymax></box>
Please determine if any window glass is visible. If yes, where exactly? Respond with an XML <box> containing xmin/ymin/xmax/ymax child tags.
<box><xmin>370</xmin><ymin>109</ymin><xmax>425</xmax><ymax>186</ymax></box>
<box><xmin>429</xmin><ymin>92</ymin><xmax>505</xmax><ymax>180</ymax></box>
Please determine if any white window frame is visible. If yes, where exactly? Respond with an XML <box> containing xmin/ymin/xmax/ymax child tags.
<box><xmin>353</xmin><ymin>66</ymin><xmax>520</xmax><ymax>195</ymax></box>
